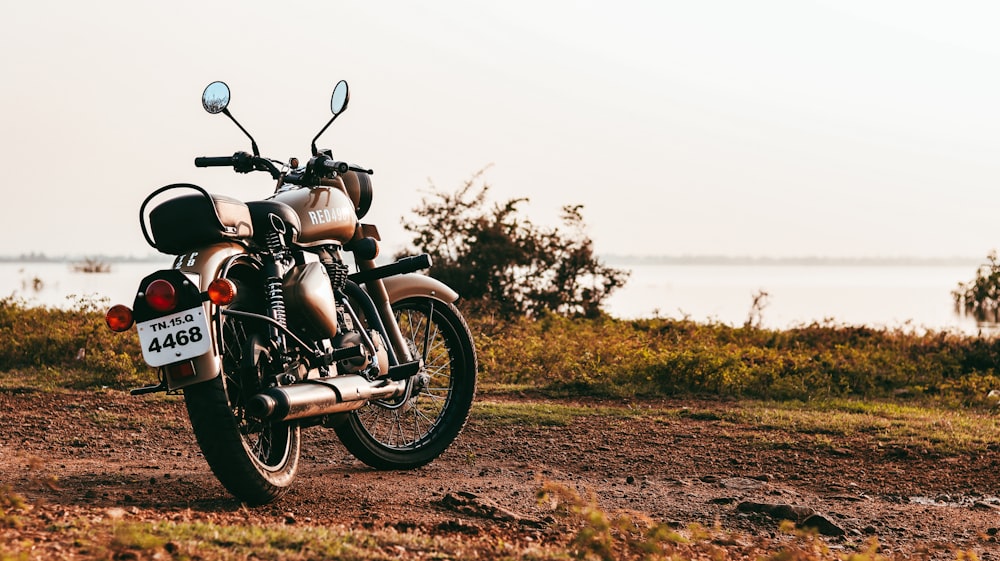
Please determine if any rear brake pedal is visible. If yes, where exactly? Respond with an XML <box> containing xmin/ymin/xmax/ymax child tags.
<box><xmin>130</xmin><ymin>383</ymin><xmax>167</xmax><ymax>396</ymax></box>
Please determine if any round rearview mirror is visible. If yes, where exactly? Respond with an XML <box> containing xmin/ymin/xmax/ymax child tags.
<box><xmin>330</xmin><ymin>80</ymin><xmax>349</xmax><ymax>115</ymax></box>
<box><xmin>202</xmin><ymin>81</ymin><xmax>231</xmax><ymax>114</ymax></box>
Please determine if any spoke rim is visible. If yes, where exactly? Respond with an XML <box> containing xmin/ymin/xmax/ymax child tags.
<box><xmin>355</xmin><ymin>305</ymin><xmax>456</xmax><ymax>450</ymax></box>
<box><xmin>220</xmin><ymin>315</ymin><xmax>290</xmax><ymax>469</ymax></box>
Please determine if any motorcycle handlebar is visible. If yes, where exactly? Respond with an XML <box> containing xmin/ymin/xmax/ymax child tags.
<box><xmin>194</xmin><ymin>156</ymin><xmax>234</xmax><ymax>167</ymax></box>
<box><xmin>322</xmin><ymin>159</ymin><xmax>350</xmax><ymax>174</ymax></box>
<box><xmin>315</xmin><ymin>155</ymin><xmax>373</xmax><ymax>176</ymax></box>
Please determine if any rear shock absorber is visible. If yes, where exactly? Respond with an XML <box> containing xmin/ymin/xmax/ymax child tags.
<box><xmin>266</xmin><ymin>230</ymin><xmax>286</xmax><ymax>260</ymax></box>
<box><xmin>266</xmin><ymin>276</ymin><xmax>287</xmax><ymax>327</ymax></box>
<box><xmin>264</xmin><ymin>218</ymin><xmax>289</xmax><ymax>329</ymax></box>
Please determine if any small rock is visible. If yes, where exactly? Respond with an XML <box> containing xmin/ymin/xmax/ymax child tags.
<box><xmin>436</xmin><ymin>492</ymin><xmax>541</xmax><ymax>526</ymax></box>
<box><xmin>736</xmin><ymin>502</ymin><xmax>814</xmax><ymax>523</ymax></box>
<box><xmin>800</xmin><ymin>513</ymin><xmax>846</xmax><ymax>537</ymax></box>
<box><xmin>720</xmin><ymin>477</ymin><xmax>765</xmax><ymax>490</ymax></box>
<box><xmin>105</xmin><ymin>507</ymin><xmax>127</xmax><ymax>520</ymax></box>
<box><xmin>709</xmin><ymin>497</ymin><xmax>737</xmax><ymax>505</ymax></box>
<box><xmin>625</xmin><ymin>475</ymin><xmax>636</xmax><ymax>485</ymax></box>
<box><xmin>737</xmin><ymin>501</ymin><xmax>770</xmax><ymax>514</ymax></box>
<box><xmin>768</xmin><ymin>504</ymin><xmax>815</xmax><ymax>522</ymax></box>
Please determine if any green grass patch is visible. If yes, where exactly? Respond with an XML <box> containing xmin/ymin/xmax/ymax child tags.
<box><xmin>471</xmin><ymin>313</ymin><xmax>1000</xmax><ymax>404</ymax></box>
<box><xmin>0</xmin><ymin>297</ymin><xmax>149</xmax><ymax>391</ymax></box>
<box><xmin>666</xmin><ymin>399</ymin><xmax>1000</xmax><ymax>455</ymax></box>
<box><xmin>5</xmin><ymin>296</ymin><xmax>1000</xmax><ymax>409</ymax></box>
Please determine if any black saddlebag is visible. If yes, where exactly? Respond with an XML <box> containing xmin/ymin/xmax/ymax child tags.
<box><xmin>143</xmin><ymin>184</ymin><xmax>253</xmax><ymax>255</ymax></box>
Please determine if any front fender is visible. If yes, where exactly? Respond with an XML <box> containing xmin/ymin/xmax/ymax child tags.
<box><xmin>164</xmin><ymin>242</ymin><xmax>249</xmax><ymax>391</ymax></box>
<box><xmin>381</xmin><ymin>274</ymin><xmax>459</xmax><ymax>305</ymax></box>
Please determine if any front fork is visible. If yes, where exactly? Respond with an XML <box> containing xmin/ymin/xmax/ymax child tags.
<box><xmin>355</xmin><ymin>257</ymin><xmax>415</xmax><ymax>365</ymax></box>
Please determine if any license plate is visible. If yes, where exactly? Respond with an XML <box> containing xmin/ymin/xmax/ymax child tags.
<box><xmin>137</xmin><ymin>307</ymin><xmax>212</xmax><ymax>367</ymax></box>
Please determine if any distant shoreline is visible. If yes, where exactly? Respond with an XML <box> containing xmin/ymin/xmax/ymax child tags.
<box><xmin>0</xmin><ymin>254</ymin><xmax>985</xmax><ymax>268</ymax></box>
<box><xmin>602</xmin><ymin>255</ymin><xmax>983</xmax><ymax>267</ymax></box>
<box><xmin>0</xmin><ymin>255</ymin><xmax>167</xmax><ymax>264</ymax></box>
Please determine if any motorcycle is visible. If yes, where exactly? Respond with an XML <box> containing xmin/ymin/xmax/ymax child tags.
<box><xmin>105</xmin><ymin>80</ymin><xmax>477</xmax><ymax>505</ymax></box>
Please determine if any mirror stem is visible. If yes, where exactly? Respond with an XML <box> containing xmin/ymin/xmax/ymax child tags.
<box><xmin>223</xmin><ymin>108</ymin><xmax>261</xmax><ymax>157</ymax></box>
<box><xmin>310</xmin><ymin>115</ymin><xmax>339</xmax><ymax>157</ymax></box>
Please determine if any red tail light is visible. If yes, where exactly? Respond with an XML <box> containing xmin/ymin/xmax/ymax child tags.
<box><xmin>145</xmin><ymin>279</ymin><xmax>178</xmax><ymax>312</ymax></box>
<box><xmin>105</xmin><ymin>305</ymin><xmax>134</xmax><ymax>332</ymax></box>
<box><xmin>165</xmin><ymin>361</ymin><xmax>196</xmax><ymax>379</ymax></box>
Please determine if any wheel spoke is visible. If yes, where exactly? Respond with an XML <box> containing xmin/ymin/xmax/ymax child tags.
<box><xmin>337</xmin><ymin>296</ymin><xmax>474</xmax><ymax>472</ymax></box>
<box><xmin>219</xmin><ymin>312</ymin><xmax>289</xmax><ymax>469</ymax></box>
<box><xmin>351</xmin><ymin>302</ymin><xmax>463</xmax><ymax>450</ymax></box>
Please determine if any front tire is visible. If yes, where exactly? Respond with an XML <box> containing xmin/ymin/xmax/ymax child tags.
<box><xmin>183</xmin><ymin>309</ymin><xmax>300</xmax><ymax>505</ymax></box>
<box><xmin>335</xmin><ymin>297</ymin><xmax>477</xmax><ymax>469</ymax></box>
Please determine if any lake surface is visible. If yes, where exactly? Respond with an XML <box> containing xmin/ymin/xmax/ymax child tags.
<box><xmin>603</xmin><ymin>263</ymin><xmax>980</xmax><ymax>332</ymax></box>
<box><xmin>0</xmin><ymin>261</ymin><xmax>984</xmax><ymax>333</ymax></box>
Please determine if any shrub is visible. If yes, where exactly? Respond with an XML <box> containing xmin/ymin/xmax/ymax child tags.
<box><xmin>399</xmin><ymin>170</ymin><xmax>629</xmax><ymax>317</ymax></box>
<box><xmin>470</xmin><ymin>313</ymin><xmax>1000</xmax><ymax>403</ymax></box>
<box><xmin>953</xmin><ymin>250</ymin><xmax>1000</xmax><ymax>323</ymax></box>
<box><xmin>0</xmin><ymin>296</ymin><xmax>147</xmax><ymax>389</ymax></box>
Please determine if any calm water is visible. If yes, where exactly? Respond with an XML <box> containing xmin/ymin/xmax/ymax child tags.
<box><xmin>604</xmin><ymin>263</ymin><xmax>980</xmax><ymax>332</ymax></box>
<box><xmin>0</xmin><ymin>261</ymin><xmax>983</xmax><ymax>332</ymax></box>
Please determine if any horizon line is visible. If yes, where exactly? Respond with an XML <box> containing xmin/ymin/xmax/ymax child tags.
<box><xmin>0</xmin><ymin>252</ymin><xmax>987</xmax><ymax>267</ymax></box>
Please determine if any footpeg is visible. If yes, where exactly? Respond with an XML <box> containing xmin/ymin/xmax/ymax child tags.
<box><xmin>384</xmin><ymin>360</ymin><xmax>421</xmax><ymax>381</ymax></box>
<box><xmin>319</xmin><ymin>344</ymin><xmax>364</xmax><ymax>366</ymax></box>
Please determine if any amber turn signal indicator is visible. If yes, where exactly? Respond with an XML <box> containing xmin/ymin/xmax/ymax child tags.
<box><xmin>145</xmin><ymin>279</ymin><xmax>178</xmax><ymax>312</ymax></box>
<box><xmin>105</xmin><ymin>305</ymin><xmax>134</xmax><ymax>332</ymax></box>
<box><xmin>207</xmin><ymin>278</ymin><xmax>238</xmax><ymax>306</ymax></box>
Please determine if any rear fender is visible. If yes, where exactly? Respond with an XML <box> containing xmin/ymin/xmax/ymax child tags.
<box><xmin>161</xmin><ymin>242</ymin><xmax>250</xmax><ymax>390</ymax></box>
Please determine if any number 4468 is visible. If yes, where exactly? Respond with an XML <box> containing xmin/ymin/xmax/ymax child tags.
<box><xmin>147</xmin><ymin>327</ymin><xmax>204</xmax><ymax>353</ymax></box>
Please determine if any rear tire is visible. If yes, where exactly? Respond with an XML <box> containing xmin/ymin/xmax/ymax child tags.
<box><xmin>183</xmin><ymin>308</ymin><xmax>300</xmax><ymax>505</ymax></box>
<box><xmin>335</xmin><ymin>297</ymin><xmax>477</xmax><ymax>469</ymax></box>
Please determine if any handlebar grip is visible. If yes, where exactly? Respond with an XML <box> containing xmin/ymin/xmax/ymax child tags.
<box><xmin>194</xmin><ymin>156</ymin><xmax>233</xmax><ymax>167</ymax></box>
<box><xmin>322</xmin><ymin>159</ymin><xmax>350</xmax><ymax>174</ymax></box>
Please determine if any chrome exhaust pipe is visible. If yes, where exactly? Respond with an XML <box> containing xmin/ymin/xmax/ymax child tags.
<box><xmin>247</xmin><ymin>375</ymin><xmax>406</xmax><ymax>422</ymax></box>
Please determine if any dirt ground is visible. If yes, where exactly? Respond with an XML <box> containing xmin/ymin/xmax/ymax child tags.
<box><xmin>2</xmin><ymin>389</ymin><xmax>1000</xmax><ymax>559</ymax></box>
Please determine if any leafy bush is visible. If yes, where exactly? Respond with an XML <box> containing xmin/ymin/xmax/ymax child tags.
<box><xmin>953</xmin><ymin>250</ymin><xmax>1000</xmax><ymax>323</ymax></box>
<box><xmin>471</xmin><ymin>313</ymin><xmax>1000</xmax><ymax>404</ymax></box>
<box><xmin>0</xmin><ymin>296</ymin><xmax>147</xmax><ymax>389</ymax></box>
<box><xmin>4</xmin><ymin>297</ymin><xmax>1000</xmax><ymax>406</ymax></box>
<box><xmin>399</xmin><ymin>170</ymin><xmax>629</xmax><ymax>317</ymax></box>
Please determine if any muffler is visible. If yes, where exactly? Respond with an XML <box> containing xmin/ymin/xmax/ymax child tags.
<box><xmin>247</xmin><ymin>375</ymin><xmax>406</xmax><ymax>422</ymax></box>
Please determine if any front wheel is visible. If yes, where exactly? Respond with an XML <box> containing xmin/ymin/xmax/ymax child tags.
<box><xmin>335</xmin><ymin>297</ymin><xmax>477</xmax><ymax>469</ymax></box>
<box><xmin>183</xmin><ymin>308</ymin><xmax>301</xmax><ymax>505</ymax></box>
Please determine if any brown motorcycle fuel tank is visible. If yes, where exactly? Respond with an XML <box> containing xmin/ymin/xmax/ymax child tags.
<box><xmin>271</xmin><ymin>186</ymin><xmax>358</xmax><ymax>246</ymax></box>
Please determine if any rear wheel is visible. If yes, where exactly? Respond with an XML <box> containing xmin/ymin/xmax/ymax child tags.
<box><xmin>183</xmin><ymin>307</ymin><xmax>300</xmax><ymax>505</ymax></box>
<box><xmin>335</xmin><ymin>297</ymin><xmax>477</xmax><ymax>469</ymax></box>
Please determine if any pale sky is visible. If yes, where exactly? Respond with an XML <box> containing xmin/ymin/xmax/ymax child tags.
<box><xmin>3</xmin><ymin>0</ymin><xmax>999</xmax><ymax>259</ymax></box>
